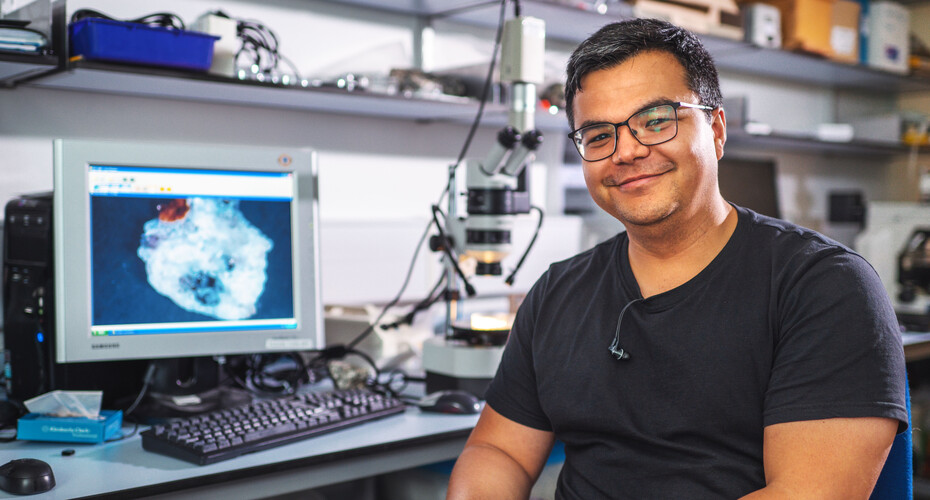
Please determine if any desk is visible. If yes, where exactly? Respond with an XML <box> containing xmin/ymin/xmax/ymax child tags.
<box><xmin>903</xmin><ymin>331</ymin><xmax>930</xmax><ymax>362</ymax></box>
<box><xmin>0</xmin><ymin>407</ymin><xmax>478</xmax><ymax>499</ymax></box>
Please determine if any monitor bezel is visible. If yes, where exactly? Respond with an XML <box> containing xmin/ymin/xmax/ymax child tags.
<box><xmin>53</xmin><ymin>139</ymin><xmax>323</xmax><ymax>363</ymax></box>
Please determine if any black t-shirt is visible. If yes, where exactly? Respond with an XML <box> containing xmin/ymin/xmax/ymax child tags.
<box><xmin>485</xmin><ymin>205</ymin><xmax>908</xmax><ymax>499</ymax></box>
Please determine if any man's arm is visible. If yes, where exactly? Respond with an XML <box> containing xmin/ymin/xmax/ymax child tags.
<box><xmin>741</xmin><ymin>417</ymin><xmax>898</xmax><ymax>499</ymax></box>
<box><xmin>447</xmin><ymin>404</ymin><xmax>556</xmax><ymax>500</ymax></box>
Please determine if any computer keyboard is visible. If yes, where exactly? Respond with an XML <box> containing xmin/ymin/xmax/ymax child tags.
<box><xmin>140</xmin><ymin>387</ymin><xmax>407</xmax><ymax>465</ymax></box>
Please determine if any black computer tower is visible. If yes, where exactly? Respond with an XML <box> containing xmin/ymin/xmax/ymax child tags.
<box><xmin>2</xmin><ymin>194</ymin><xmax>147</xmax><ymax>407</ymax></box>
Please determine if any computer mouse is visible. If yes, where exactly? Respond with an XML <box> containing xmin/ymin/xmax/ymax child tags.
<box><xmin>418</xmin><ymin>390</ymin><xmax>482</xmax><ymax>415</ymax></box>
<box><xmin>0</xmin><ymin>458</ymin><xmax>56</xmax><ymax>495</ymax></box>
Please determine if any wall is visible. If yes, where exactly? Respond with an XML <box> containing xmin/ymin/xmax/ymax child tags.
<box><xmin>0</xmin><ymin>0</ymin><xmax>919</xmax><ymax>309</ymax></box>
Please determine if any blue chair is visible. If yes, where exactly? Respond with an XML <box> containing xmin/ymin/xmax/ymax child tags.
<box><xmin>870</xmin><ymin>380</ymin><xmax>912</xmax><ymax>499</ymax></box>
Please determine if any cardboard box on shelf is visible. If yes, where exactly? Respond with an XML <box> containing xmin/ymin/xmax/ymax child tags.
<box><xmin>632</xmin><ymin>0</ymin><xmax>743</xmax><ymax>40</ymax></box>
<box><xmin>830</xmin><ymin>0</ymin><xmax>860</xmax><ymax>63</ymax></box>
<box><xmin>751</xmin><ymin>0</ymin><xmax>836</xmax><ymax>57</ymax></box>
<box><xmin>867</xmin><ymin>1</ymin><xmax>910</xmax><ymax>74</ymax></box>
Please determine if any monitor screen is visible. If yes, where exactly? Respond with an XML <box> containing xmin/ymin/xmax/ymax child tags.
<box><xmin>54</xmin><ymin>139</ymin><xmax>323</xmax><ymax>363</ymax></box>
<box><xmin>717</xmin><ymin>158</ymin><xmax>781</xmax><ymax>219</ymax></box>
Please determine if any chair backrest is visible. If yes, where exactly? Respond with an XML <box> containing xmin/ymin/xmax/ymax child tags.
<box><xmin>869</xmin><ymin>380</ymin><xmax>912</xmax><ymax>500</ymax></box>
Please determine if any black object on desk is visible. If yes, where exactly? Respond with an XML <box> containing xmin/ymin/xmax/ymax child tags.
<box><xmin>0</xmin><ymin>458</ymin><xmax>55</xmax><ymax>495</ymax></box>
<box><xmin>141</xmin><ymin>387</ymin><xmax>406</xmax><ymax>465</ymax></box>
<box><xmin>417</xmin><ymin>390</ymin><xmax>482</xmax><ymax>415</ymax></box>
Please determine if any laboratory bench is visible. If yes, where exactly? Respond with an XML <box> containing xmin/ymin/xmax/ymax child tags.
<box><xmin>0</xmin><ymin>405</ymin><xmax>479</xmax><ymax>499</ymax></box>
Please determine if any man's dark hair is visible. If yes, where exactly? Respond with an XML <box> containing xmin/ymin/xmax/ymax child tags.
<box><xmin>564</xmin><ymin>18</ymin><xmax>722</xmax><ymax>129</ymax></box>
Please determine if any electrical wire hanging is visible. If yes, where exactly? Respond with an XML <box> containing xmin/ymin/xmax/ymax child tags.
<box><xmin>208</xmin><ymin>10</ymin><xmax>302</xmax><ymax>83</ymax></box>
<box><xmin>436</xmin><ymin>0</ymin><xmax>511</xmax><ymax>207</ymax></box>
<box><xmin>70</xmin><ymin>9</ymin><xmax>186</xmax><ymax>30</ymax></box>
<box><xmin>246</xmin><ymin>0</ymin><xmax>515</xmax><ymax>396</ymax></box>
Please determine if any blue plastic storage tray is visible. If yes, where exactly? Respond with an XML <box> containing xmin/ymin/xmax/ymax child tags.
<box><xmin>70</xmin><ymin>18</ymin><xmax>218</xmax><ymax>71</ymax></box>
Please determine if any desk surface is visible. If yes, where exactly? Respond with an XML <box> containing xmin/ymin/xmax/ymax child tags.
<box><xmin>0</xmin><ymin>406</ymin><xmax>479</xmax><ymax>499</ymax></box>
<box><xmin>903</xmin><ymin>331</ymin><xmax>930</xmax><ymax>362</ymax></box>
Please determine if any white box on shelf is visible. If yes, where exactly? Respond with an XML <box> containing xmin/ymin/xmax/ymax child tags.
<box><xmin>743</xmin><ymin>3</ymin><xmax>782</xmax><ymax>49</ymax></box>
<box><xmin>848</xmin><ymin>114</ymin><xmax>903</xmax><ymax>143</ymax></box>
<box><xmin>866</xmin><ymin>1</ymin><xmax>910</xmax><ymax>74</ymax></box>
<box><xmin>192</xmin><ymin>13</ymin><xmax>238</xmax><ymax>77</ymax></box>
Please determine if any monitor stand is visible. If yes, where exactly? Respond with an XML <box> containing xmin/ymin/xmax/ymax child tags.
<box><xmin>121</xmin><ymin>357</ymin><xmax>252</xmax><ymax>424</ymax></box>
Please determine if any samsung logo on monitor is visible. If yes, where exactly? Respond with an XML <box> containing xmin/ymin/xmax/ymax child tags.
<box><xmin>91</xmin><ymin>343</ymin><xmax>120</xmax><ymax>350</ymax></box>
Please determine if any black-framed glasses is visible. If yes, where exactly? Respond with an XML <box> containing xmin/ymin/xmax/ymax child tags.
<box><xmin>568</xmin><ymin>102</ymin><xmax>715</xmax><ymax>162</ymax></box>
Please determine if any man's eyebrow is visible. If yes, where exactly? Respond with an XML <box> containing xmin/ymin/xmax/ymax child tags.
<box><xmin>574</xmin><ymin>97</ymin><xmax>677</xmax><ymax>130</ymax></box>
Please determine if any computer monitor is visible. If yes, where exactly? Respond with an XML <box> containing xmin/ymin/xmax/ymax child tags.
<box><xmin>717</xmin><ymin>158</ymin><xmax>781</xmax><ymax>219</ymax></box>
<box><xmin>53</xmin><ymin>139</ymin><xmax>323</xmax><ymax>369</ymax></box>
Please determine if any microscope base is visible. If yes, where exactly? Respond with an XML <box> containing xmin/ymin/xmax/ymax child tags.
<box><xmin>422</xmin><ymin>337</ymin><xmax>504</xmax><ymax>399</ymax></box>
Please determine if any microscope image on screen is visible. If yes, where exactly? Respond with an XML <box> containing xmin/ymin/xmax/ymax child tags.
<box><xmin>90</xmin><ymin>195</ymin><xmax>294</xmax><ymax>329</ymax></box>
<box><xmin>137</xmin><ymin>197</ymin><xmax>273</xmax><ymax>320</ymax></box>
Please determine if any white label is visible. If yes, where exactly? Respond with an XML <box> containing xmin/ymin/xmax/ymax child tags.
<box><xmin>266</xmin><ymin>338</ymin><xmax>315</xmax><ymax>350</ymax></box>
<box><xmin>831</xmin><ymin>26</ymin><xmax>857</xmax><ymax>56</ymax></box>
<box><xmin>171</xmin><ymin>395</ymin><xmax>203</xmax><ymax>406</ymax></box>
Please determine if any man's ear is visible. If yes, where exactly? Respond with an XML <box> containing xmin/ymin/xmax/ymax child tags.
<box><xmin>712</xmin><ymin>107</ymin><xmax>727</xmax><ymax>160</ymax></box>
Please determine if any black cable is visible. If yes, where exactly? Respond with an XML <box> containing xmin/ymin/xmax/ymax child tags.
<box><xmin>514</xmin><ymin>0</ymin><xmax>523</xmax><ymax>17</ymax></box>
<box><xmin>123</xmin><ymin>363</ymin><xmax>158</xmax><ymax>418</ymax></box>
<box><xmin>343</xmin><ymin>217</ymin><xmax>437</xmax><ymax>351</ymax></box>
<box><xmin>70</xmin><ymin>9</ymin><xmax>185</xmax><ymax>30</ymax></box>
<box><xmin>377</xmin><ymin>368</ymin><xmax>428</xmax><ymax>403</ymax></box>
<box><xmin>266</xmin><ymin>0</ymin><xmax>509</xmax><ymax>389</ymax></box>
<box><xmin>505</xmin><ymin>205</ymin><xmax>545</xmax><ymax>286</ymax></box>
<box><xmin>381</xmin><ymin>272</ymin><xmax>447</xmax><ymax>330</ymax></box>
<box><xmin>431</xmin><ymin>205</ymin><xmax>477</xmax><ymax>297</ymax></box>
<box><xmin>217</xmin><ymin>14</ymin><xmax>301</xmax><ymax>81</ymax></box>
<box><xmin>105</xmin><ymin>422</ymin><xmax>140</xmax><ymax>442</ymax></box>
<box><xmin>241</xmin><ymin>352</ymin><xmax>311</xmax><ymax>395</ymax></box>
<box><xmin>437</xmin><ymin>0</ymin><xmax>510</xmax><ymax>207</ymax></box>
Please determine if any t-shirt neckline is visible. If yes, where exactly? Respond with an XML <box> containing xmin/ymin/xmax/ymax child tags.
<box><xmin>617</xmin><ymin>204</ymin><xmax>748</xmax><ymax>312</ymax></box>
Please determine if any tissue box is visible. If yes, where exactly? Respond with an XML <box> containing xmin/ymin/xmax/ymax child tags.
<box><xmin>17</xmin><ymin>410</ymin><xmax>123</xmax><ymax>444</ymax></box>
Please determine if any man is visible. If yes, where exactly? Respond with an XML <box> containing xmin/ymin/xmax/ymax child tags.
<box><xmin>447</xmin><ymin>18</ymin><xmax>907</xmax><ymax>499</ymax></box>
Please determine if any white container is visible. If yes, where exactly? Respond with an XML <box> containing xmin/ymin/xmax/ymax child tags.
<box><xmin>867</xmin><ymin>1</ymin><xmax>910</xmax><ymax>74</ymax></box>
<box><xmin>744</xmin><ymin>3</ymin><xmax>782</xmax><ymax>49</ymax></box>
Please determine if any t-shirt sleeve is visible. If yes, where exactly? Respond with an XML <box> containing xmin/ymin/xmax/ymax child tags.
<box><xmin>484</xmin><ymin>270</ymin><xmax>554</xmax><ymax>432</ymax></box>
<box><xmin>764</xmin><ymin>250</ymin><xmax>908</xmax><ymax>432</ymax></box>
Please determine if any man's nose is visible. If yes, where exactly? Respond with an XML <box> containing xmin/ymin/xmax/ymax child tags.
<box><xmin>612</xmin><ymin>125</ymin><xmax>649</xmax><ymax>164</ymax></box>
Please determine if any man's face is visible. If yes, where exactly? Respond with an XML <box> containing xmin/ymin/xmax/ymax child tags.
<box><xmin>571</xmin><ymin>50</ymin><xmax>726</xmax><ymax>228</ymax></box>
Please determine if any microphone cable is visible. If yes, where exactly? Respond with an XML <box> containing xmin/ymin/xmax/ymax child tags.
<box><xmin>608</xmin><ymin>298</ymin><xmax>643</xmax><ymax>361</ymax></box>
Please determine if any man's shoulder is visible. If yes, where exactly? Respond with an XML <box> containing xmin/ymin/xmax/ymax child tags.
<box><xmin>737</xmin><ymin>206</ymin><xmax>856</xmax><ymax>262</ymax></box>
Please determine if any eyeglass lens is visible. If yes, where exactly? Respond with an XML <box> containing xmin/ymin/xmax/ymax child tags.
<box><xmin>574</xmin><ymin>104</ymin><xmax>678</xmax><ymax>161</ymax></box>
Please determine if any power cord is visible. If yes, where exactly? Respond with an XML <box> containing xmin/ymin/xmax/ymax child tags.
<box><xmin>380</xmin><ymin>272</ymin><xmax>447</xmax><ymax>330</ymax></box>
<box><xmin>221</xmin><ymin>352</ymin><xmax>317</xmax><ymax>396</ymax></box>
<box><xmin>209</xmin><ymin>10</ymin><xmax>302</xmax><ymax>82</ymax></box>
<box><xmin>70</xmin><ymin>9</ymin><xmax>186</xmax><ymax>30</ymax></box>
<box><xmin>437</xmin><ymin>0</ymin><xmax>510</xmax><ymax>208</ymax></box>
<box><xmin>288</xmin><ymin>0</ymin><xmax>512</xmax><ymax>397</ymax></box>
<box><xmin>430</xmin><ymin>204</ymin><xmax>476</xmax><ymax>297</ymax></box>
<box><xmin>342</xmin><ymin>217</ymin><xmax>437</xmax><ymax>352</ymax></box>
<box><xmin>505</xmin><ymin>205</ymin><xmax>544</xmax><ymax>285</ymax></box>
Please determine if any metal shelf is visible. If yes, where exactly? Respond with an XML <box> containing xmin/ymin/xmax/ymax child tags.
<box><xmin>0</xmin><ymin>53</ymin><xmax>58</xmax><ymax>87</ymax></box>
<box><xmin>726</xmin><ymin>129</ymin><xmax>926</xmax><ymax>157</ymax></box>
<box><xmin>709</xmin><ymin>42</ymin><xmax>930</xmax><ymax>92</ymax></box>
<box><xmin>26</xmin><ymin>60</ymin><xmax>507</xmax><ymax>123</ymax></box>
<box><xmin>19</xmin><ymin>59</ymin><xmax>923</xmax><ymax>156</ymax></box>
<box><xmin>323</xmin><ymin>0</ymin><xmax>930</xmax><ymax>92</ymax></box>
<box><xmin>554</xmin><ymin>114</ymin><xmax>923</xmax><ymax>157</ymax></box>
